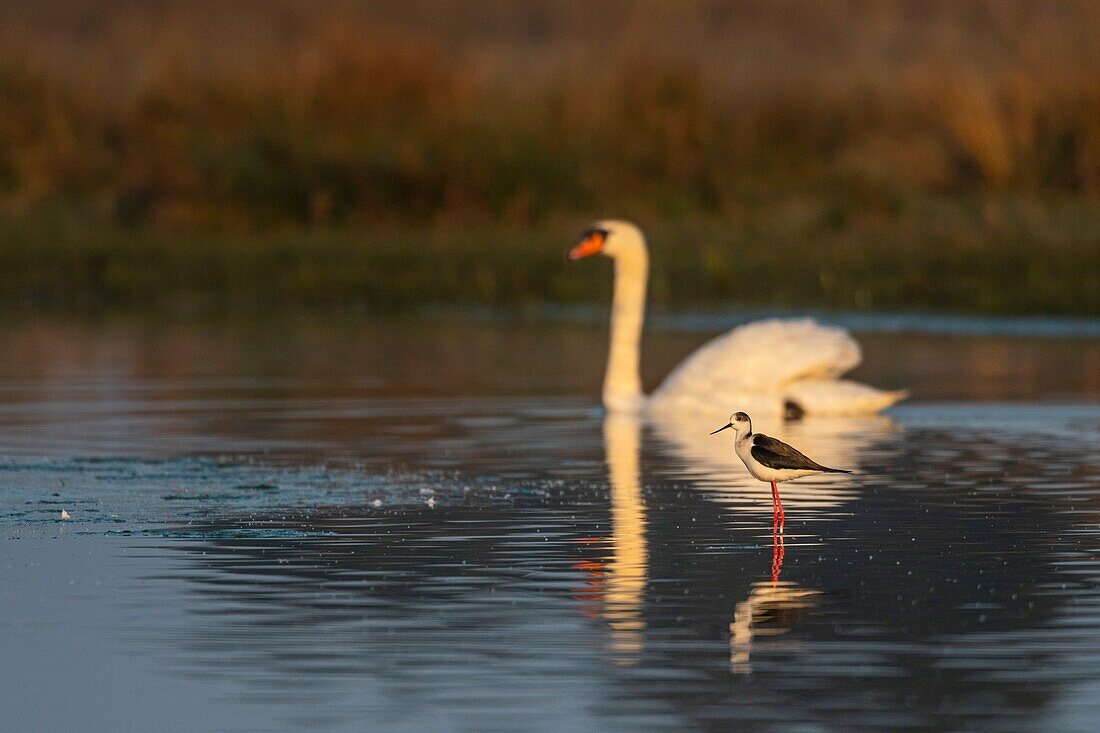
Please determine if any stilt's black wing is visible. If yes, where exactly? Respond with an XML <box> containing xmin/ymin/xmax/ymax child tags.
<box><xmin>751</xmin><ymin>434</ymin><xmax>850</xmax><ymax>473</ymax></box>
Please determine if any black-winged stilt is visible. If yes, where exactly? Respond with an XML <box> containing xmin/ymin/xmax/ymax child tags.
<box><xmin>710</xmin><ymin>411</ymin><xmax>851</xmax><ymax>525</ymax></box>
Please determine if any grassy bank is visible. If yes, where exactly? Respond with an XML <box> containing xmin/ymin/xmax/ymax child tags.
<box><xmin>0</xmin><ymin>2</ymin><xmax>1098</xmax><ymax>315</ymax></box>
<box><xmin>5</xmin><ymin>2</ymin><xmax>1100</xmax><ymax>231</ymax></box>
<box><xmin>3</xmin><ymin>196</ymin><xmax>1097</xmax><ymax>315</ymax></box>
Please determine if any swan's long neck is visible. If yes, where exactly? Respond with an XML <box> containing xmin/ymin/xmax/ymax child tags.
<box><xmin>604</xmin><ymin>246</ymin><xmax>648</xmax><ymax>411</ymax></box>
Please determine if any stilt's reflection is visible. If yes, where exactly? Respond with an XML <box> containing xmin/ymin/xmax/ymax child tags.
<box><xmin>771</xmin><ymin>521</ymin><xmax>785</xmax><ymax>585</ymax></box>
<box><xmin>602</xmin><ymin>412</ymin><xmax>649</xmax><ymax>664</ymax></box>
<box><xmin>730</xmin><ymin>523</ymin><xmax>819</xmax><ymax>674</ymax></box>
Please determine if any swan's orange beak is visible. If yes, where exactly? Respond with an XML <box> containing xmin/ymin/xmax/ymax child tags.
<box><xmin>569</xmin><ymin>230</ymin><xmax>605</xmax><ymax>260</ymax></box>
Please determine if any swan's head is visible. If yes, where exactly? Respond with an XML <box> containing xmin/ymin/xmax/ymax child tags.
<box><xmin>710</xmin><ymin>411</ymin><xmax>752</xmax><ymax>436</ymax></box>
<box><xmin>569</xmin><ymin>219</ymin><xmax>646</xmax><ymax>261</ymax></box>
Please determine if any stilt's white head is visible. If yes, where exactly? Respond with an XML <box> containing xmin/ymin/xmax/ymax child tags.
<box><xmin>569</xmin><ymin>220</ymin><xmax>646</xmax><ymax>261</ymax></box>
<box><xmin>710</xmin><ymin>411</ymin><xmax>752</xmax><ymax>437</ymax></box>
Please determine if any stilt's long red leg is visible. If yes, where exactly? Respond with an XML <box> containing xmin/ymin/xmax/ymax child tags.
<box><xmin>771</xmin><ymin>481</ymin><xmax>785</xmax><ymax>526</ymax></box>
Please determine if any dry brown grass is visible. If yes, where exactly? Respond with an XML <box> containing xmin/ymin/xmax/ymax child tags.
<box><xmin>0</xmin><ymin>1</ymin><xmax>1098</xmax><ymax>312</ymax></box>
<box><xmin>2</xmin><ymin>1</ymin><xmax>1100</xmax><ymax>227</ymax></box>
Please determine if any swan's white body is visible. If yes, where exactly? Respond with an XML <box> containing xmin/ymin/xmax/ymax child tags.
<box><xmin>575</xmin><ymin>220</ymin><xmax>905</xmax><ymax>415</ymax></box>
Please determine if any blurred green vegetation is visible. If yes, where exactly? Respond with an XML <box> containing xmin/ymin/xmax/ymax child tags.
<box><xmin>0</xmin><ymin>1</ymin><xmax>1098</xmax><ymax>314</ymax></box>
<box><xmin>3</xmin><ymin>197</ymin><xmax>1096</xmax><ymax>314</ymax></box>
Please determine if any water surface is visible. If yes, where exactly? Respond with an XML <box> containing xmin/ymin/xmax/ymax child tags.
<box><xmin>1</xmin><ymin>314</ymin><xmax>1098</xmax><ymax>732</ymax></box>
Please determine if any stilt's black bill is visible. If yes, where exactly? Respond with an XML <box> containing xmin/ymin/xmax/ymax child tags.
<box><xmin>709</xmin><ymin>423</ymin><xmax>733</xmax><ymax>435</ymax></box>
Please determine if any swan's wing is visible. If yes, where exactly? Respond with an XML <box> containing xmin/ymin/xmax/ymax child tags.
<box><xmin>783</xmin><ymin>380</ymin><xmax>908</xmax><ymax>415</ymax></box>
<box><xmin>653</xmin><ymin>318</ymin><xmax>862</xmax><ymax>399</ymax></box>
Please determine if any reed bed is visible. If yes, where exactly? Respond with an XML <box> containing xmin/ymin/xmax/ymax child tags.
<box><xmin>0</xmin><ymin>1</ymin><xmax>1098</xmax><ymax>313</ymax></box>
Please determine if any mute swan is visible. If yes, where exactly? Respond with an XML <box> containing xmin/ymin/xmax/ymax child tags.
<box><xmin>569</xmin><ymin>220</ymin><xmax>906</xmax><ymax>415</ymax></box>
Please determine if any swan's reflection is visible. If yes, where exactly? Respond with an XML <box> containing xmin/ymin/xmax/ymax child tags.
<box><xmin>601</xmin><ymin>412</ymin><xmax>648</xmax><ymax>664</ymax></box>
<box><xmin>597</xmin><ymin>409</ymin><xmax>874</xmax><ymax>672</ymax></box>
<box><xmin>641</xmin><ymin>409</ymin><xmax>889</xmax><ymax>674</ymax></box>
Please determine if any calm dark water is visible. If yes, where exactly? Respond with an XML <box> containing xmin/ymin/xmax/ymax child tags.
<box><xmin>1</xmin><ymin>314</ymin><xmax>1098</xmax><ymax>732</ymax></box>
